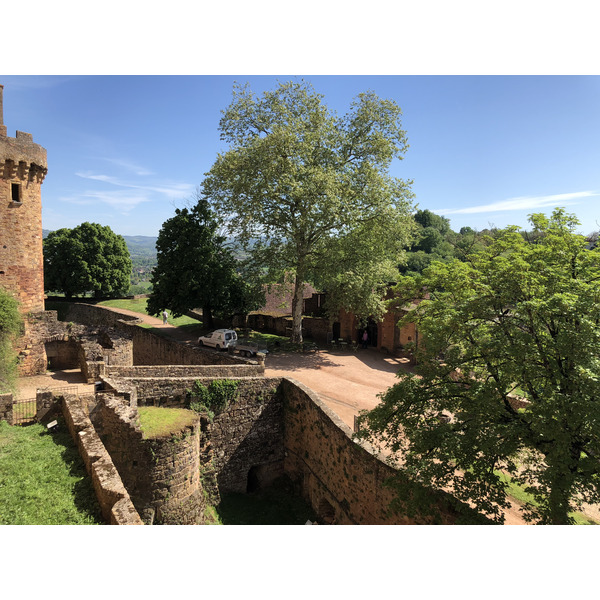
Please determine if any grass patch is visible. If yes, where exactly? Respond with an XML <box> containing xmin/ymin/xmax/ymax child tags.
<box><xmin>0</xmin><ymin>420</ymin><xmax>103</xmax><ymax>524</ymax></box>
<box><xmin>245</xmin><ymin>331</ymin><xmax>304</xmax><ymax>352</ymax></box>
<box><xmin>496</xmin><ymin>471</ymin><xmax>597</xmax><ymax>525</ymax></box>
<box><xmin>98</xmin><ymin>297</ymin><xmax>151</xmax><ymax>314</ymax></box>
<box><xmin>98</xmin><ymin>299</ymin><xmax>204</xmax><ymax>336</ymax></box>
<box><xmin>215</xmin><ymin>476</ymin><xmax>317</xmax><ymax>525</ymax></box>
<box><xmin>137</xmin><ymin>406</ymin><xmax>198</xmax><ymax>439</ymax></box>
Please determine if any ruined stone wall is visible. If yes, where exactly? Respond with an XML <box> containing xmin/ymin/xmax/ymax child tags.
<box><xmin>106</xmin><ymin>364</ymin><xmax>263</xmax><ymax>380</ymax></box>
<box><xmin>129</xmin><ymin>326</ymin><xmax>243</xmax><ymax>367</ymax></box>
<box><xmin>96</xmin><ymin>394</ymin><xmax>204</xmax><ymax>524</ymax></box>
<box><xmin>17</xmin><ymin>310</ymin><xmax>69</xmax><ymax>376</ymax></box>
<box><xmin>45</xmin><ymin>338</ymin><xmax>80</xmax><ymax>370</ymax></box>
<box><xmin>108</xmin><ymin>374</ymin><xmax>286</xmax><ymax>497</ymax></box>
<box><xmin>0</xmin><ymin>393</ymin><xmax>13</xmax><ymax>424</ymax></box>
<box><xmin>280</xmin><ymin>378</ymin><xmax>480</xmax><ymax>525</ymax></box>
<box><xmin>63</xmin><ymin>302</ymin><xmax>248</xmax><ymax>368</ymax></box>
<box><xmin>207</xmin><ymin>378</ymin><xmax>285</xmax><ymax>494</ymax></box>
<box><xmin>61</xmin><ymin>394</ymin><xmax>143</xmax><ymax>525</ymax></box>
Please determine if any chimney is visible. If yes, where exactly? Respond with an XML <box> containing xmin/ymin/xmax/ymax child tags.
<box><xmin>0</xmin><ymin>84</ymin><xmax>6</xmax><ymax>137</ymax></box>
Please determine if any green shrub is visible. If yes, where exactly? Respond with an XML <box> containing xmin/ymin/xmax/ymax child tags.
<box><xmin>187</xmin><ymin>379</ymin><xmax>239</xmax><ymax>420</ymax></box>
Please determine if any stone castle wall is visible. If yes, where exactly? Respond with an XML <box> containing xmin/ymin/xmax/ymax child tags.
<box><xmin>206</xmin><ymin>378</ymin><xmax>285</xmax><ymax>494</ymax></box>
<box><xmin>280</xmin><ymin>378</ymin><xmax>482</xmax><ymax>524</ymax></box>
<box><xmin>95</xmin><ymin>393</ymin><xmax>204</xmax><ymax>524</ymax></box>
<box><xmin>0</xmin><ymin>85</ymin><xmax>47</xmax><ymax>315</ymax></box>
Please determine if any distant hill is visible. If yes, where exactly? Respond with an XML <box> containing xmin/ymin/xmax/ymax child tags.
<box><xmin>43</xmin><ymin>230</ymin><xmax>157</xmax><ymax>259</ymax></box>
<box><xmin>121</xmin><ymin>235</ymin><xmax>158</xmax><ymax>259</ymax></box>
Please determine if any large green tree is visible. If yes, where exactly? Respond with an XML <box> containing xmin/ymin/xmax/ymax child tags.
<box><xmin>43</xmin><ymin>222</ymin><xmax>131</xmax><ymax>299</ymax></box>
<box><xmin>0</xmin><ymin>286</ymin><xmax>22</xmax><ymax>393</ymax></box>
<box><xmin>148</xmin><ymin>196</ymin><xmax>263</xmax><ymax>328</ymax></box>
<box><xmin>202</xmin><ymin>81</ymin><xmax>415</xmax><ymax>342</ymax></box>
<box><xmin>357</xmin><ymin>209</ymin><xmax>600</xmax><ymax>524</ymax></box>
<box><xmin>399</xmin><ymin>209</ymin><xmax>456</xmax><ymax>276</ymax></box>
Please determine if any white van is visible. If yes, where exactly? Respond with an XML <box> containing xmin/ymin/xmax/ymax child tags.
<box><xmin>197</xmin><ymin>329</ymin><xmax>238</xmax><ymax>350</ymax></box>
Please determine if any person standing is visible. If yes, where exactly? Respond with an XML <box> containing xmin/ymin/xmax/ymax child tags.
<box><xmin>162</xmin><ymin>309</ymin><xmax>168</xmax><ymax>324</ymax></box>
<box><xmin>362</xmin><ymin>329</ymin><xmax>368</xmax><ymax>349</ymax></box>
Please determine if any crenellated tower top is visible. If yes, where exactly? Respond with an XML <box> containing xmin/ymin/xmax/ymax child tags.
<box><xmin>0</xmin><ymin>84</ymin><xmax>48</xmax><ymax>314</ymax></box>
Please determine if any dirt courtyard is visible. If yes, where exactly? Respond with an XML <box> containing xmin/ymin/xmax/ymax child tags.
<box><xmin>264</xmin><ymin>347</ymin><xmax>411</xmax><ymax>429</ymax></box>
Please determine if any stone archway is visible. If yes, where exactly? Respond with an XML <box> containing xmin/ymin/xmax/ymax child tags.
<box><xmin>247</xmin><ymin>465</ymin><xmax>261</xmax><ymax>493</ymax></box>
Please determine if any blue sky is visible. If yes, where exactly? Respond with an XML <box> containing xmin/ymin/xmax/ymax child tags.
<box><xmin>2</xmin><ymin>74</ymin><xmax>600</xmax><ymax>238</ymax></box>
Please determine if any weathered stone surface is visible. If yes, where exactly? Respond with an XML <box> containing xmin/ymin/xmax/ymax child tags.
<box><xmin>0</xmin><ymin>86</ymin><xmax>47</xmax><ymax>317</ymax></box>
<box><xmin>61</xmin><ymin>394</ymin><xmax>143</xmax><ymax>525</ymax></box>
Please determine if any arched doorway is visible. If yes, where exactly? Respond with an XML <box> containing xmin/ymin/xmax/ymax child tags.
<box><xmin>332</xmin><ymin>322</ymin><xmax>341</xmax><ymax>340</ymax></box>
<box><xmin>247</xmin><ymin>466</ymin><xmax>261</xmax><ymax>493</ymax></box>
<box><xmin>365</xmin><ymin>318</ymin><xmax>378</xmax><ymax>348</ymax></box>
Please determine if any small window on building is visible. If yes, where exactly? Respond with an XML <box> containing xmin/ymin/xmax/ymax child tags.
<box><xmin>11</xmin><ymin>183</ymin><xmax>21</xmax><ymax>203</ymax></box>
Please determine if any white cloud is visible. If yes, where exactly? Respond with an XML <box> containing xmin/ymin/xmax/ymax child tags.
<box><xmin>76</xmin><ymin>172</ymin><xmax>120</xmax><ymax>184</ymax></box>
<box><xmin>436</xmin><ymin>191</ymin><xmax>598</xmax><ymax>215</ymax></box>
<box><xmin>98</xmin><ymin>157</ymin><xmax>154</xmax><ymax>176</ymax></box>
<box><xmin>60</xmin><ymin>190</ymin><xmax>151</xmax><ymax>212</ymax></box>
<box><xmin>75</xmin><ymin>171</ymin><xmax>195</xmax><ymax>200</ymax></box>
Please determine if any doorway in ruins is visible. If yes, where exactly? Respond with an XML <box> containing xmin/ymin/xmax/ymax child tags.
<box><xmin>365</xmin><ymin>318</ymin><xmax>378</xmax><ymax>347</ymax></box>
<box><xmin>44</xmin><ymin>339</ymin><xmax>80</xmax><ymax>371</ymax></box>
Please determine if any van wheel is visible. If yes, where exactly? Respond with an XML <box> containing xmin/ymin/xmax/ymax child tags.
<box><xmin>216</xmin><ymin>344</ymin><xmax>221</xmax><ymax>350</ymax></box>
<box><xmin>198</xmin><ymin>340</ymin><xmax>204</xmax><ymax>346</ymax></box>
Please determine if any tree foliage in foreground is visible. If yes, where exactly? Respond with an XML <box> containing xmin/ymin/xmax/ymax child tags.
<box><xmin>148</xmin><ymin>195</ymin><xmax>264</xmax><ymax>328</ymax></box>
<box><xmin>357</xmin><ymin>209</ymin><xmax>600</xmax><ymax>524</ymax></box>
<box><xmin>0</xmin><ymin>286</ymin><xmax>22</xmax><ymax>394</ymax></box>
<box><xmin>202</xmin><ymin>80</ymin><xmax>415</xmax><ymax>342</ymax></box>
<box><xmin>43</xmin><ymin>222</ymin><xmax>132</xmax><ymax>299</ymax></box>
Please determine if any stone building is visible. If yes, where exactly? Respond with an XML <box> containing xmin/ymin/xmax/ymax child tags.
<box><xmin>0</xmin><ymin>84</ymin><xmax>50</xmax><ymax>375</ymax></box>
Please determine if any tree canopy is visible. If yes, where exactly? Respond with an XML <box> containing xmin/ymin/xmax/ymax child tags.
<box><xmin>147</xmin><ymin>195</ymin><xmax>264</xmax><ymax>328</ymax></box>
<box><xmin>202</xmin><ymin>80</ymin><xmax>415</xmax><ymax>342</ymax></box>
<box><xmin>357</xmin><ymin>208</ymin><xmax>600</xmax><ymax>524</ymax></box>
<box><xmin>399</xmin><ymin>209</ymin><xmax>496</xmax><ymax>276</ymax></box>
<box><xmin>0</xmin><ymin>286</ymin><xmax>22</xmax><ymax>393</ymax></box>
<box><xmin>43</xmin><ymin>222</ymin><xmax>131</xmax><ymax>299</ymax></box>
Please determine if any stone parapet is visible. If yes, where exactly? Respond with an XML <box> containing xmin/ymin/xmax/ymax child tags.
<box><xmin>61</xmin><ymin>393</ymin><xmax>143</xmax><ymax>525</ymax></box>
<box><xmin>280</xmin><ymin>377</ymin><xmax>486</xmax><ymax>525</ymax></box>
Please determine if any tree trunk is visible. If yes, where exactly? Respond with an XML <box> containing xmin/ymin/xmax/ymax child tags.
<box><xmin>291</xmin><ymin>272</ymin><xmax>305</xmax><ymax>344</ymax></box>
<box><xmin>547</xmin><ymin>471</ymin><xmax>574</xmax><ymax>525</ymax></box>
<box><xmin>203</xmin><ymin>305</ymin><xmax>214</xmax><ymax>330</ymax></box>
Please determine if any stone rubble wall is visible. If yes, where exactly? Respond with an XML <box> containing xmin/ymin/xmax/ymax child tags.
<box><xmin>63</xmin><ymin>302</ymin><xmax>254</xmax><ymax>369</ymax></box>
<box><xmin>95</xmin><ymin>393</ymin><xmax>204</xmax><ymax>525</ymax></box>
<box><xmin>106</xmin><ymin>364</ymin><xmax>263</xmax><ymax>379</ymax></box>
<box><xmin>61</xmin><ymin>393</ymin><xmax>143</xmax><ymax>525</ymax></box>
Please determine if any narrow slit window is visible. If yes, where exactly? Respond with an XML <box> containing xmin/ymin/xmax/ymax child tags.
<box><xmin>11</xmin><ymin>183</ymin><xmax>21</xmax><ymax>203</ymax></box>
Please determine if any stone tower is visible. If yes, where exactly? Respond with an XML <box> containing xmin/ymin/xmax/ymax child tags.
<box><xmin>0</xmin><ymin>84</ymin><xmax>48</xmax><ymax>314</ymax></box>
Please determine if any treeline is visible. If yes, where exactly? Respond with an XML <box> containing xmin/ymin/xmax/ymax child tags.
<box><xmin>401</xmin><ymin>208</ymin><xmax>599</xmax><ymax>275</ymax></box>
